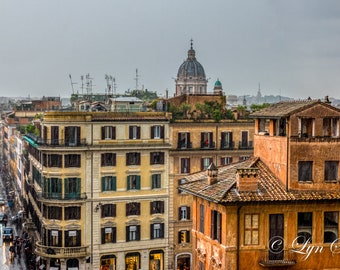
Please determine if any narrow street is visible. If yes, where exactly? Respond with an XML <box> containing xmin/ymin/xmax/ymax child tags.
<box><xmin>0</xmin><ymin>172</ymin><xmax>29</xmax><ymax>270</ymax></box>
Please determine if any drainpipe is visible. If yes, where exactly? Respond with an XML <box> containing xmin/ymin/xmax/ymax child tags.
<box><xmin>236</xmin><ymin>204</ymin><xmax>242</xmax><ymax>270</ymax></box>
<box><xmin>286</xmin><ymin>118</ymin><xmax>289</xmax><ymax>191</ymax></box>
<box><xmin>90</xmin><ymin>123</ymin><xmax>94</xmax><ymax>269</ymax></box>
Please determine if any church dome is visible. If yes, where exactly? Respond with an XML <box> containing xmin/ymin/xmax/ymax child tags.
<box><xmin>177</xmin><ymin>42</ymin><xmax>206</xmax><ymax>79</ymax></box>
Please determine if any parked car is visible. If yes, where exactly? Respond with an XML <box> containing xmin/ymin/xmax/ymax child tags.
<box><xmin>2</xmin><ymin>227</ymin><xmax>13</xmax><ymax>241</ymax></box>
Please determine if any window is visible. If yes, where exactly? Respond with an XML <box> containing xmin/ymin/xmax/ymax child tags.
<box><xmin>101</xmin><ymin>153</ymin><xmax>116</xmax><ymax>166</ymax></box>
<box><xmin>126</xmin><ymin>152</ymin><xmax>141</xmax><ymax>166</ymax></box>
<box><xmin>64</xmin><ymin>154</ymin><xmax>81</xmax><ymax>167</ymax></box>
<box><xmin>102</xmin><ymin>176</ymin><xmax>117</xmax><ymax>191</ymax></box>
<box><xmin>297</xmin><ymin>212</ymin><xmax>312</xmax><ymax>244</ymax></box>
<box><xmin>300</xmin><ymin>118</ymin><xmax>314</xmax><ymax>137</ymax></box>
<box><xmin>43</xmin><ymin>154</ymin><xmax>62</xmax><ymax>168</ymax></box>
<box><xmin>65</xmin><ymin>230</ymin><xmax>81</xmax><ymax>247</ymax></box>
<box><xmin>150</xmin><ymin>223</ymin><xmax>164</xmax><ymax>239</ymax></box>
<box><xmin>150</xmin><ymin>201</ymin><xmax>164</xmax><ymax>214</ymax></box>
<box><xmin>221</xmin><ymin>132</ymin><xmax>233</xmax><ymax>149</ymax></box>
<box><xmin>221</xmin><ymin>156</ymin><xmax>232</xmax><ymax>166</ymax></box>
<box><xmin>239</xmin><ymin>155</ymin><xmax>250</xmax><ymax>161</ymax></box>
<box><xmin>178</xmin><ymin>179</ymin><xmax>187</xmax><ymax>194</ymax></box>
<box><xmin>244</xmin><ymin>214</ymin><xmax>259</xmax><ymax>245</ymax></box>
<box><xmin>151</xmin><ymin>174</ymin><xmax>161</xmax><ymax>189</ymax></box>
<box><xmin>65</xmin><ymin>206</ymin><xmax>81</xmax><ymax>220</ymax></box>
<box><xmin>240</xmin><ymin>131</ymin><xmax>249</xmax><ymax>148</ymax></box>
<box><xmin>65</xmin><ymin>126</ymin><xmax>80</xmax><ymax>146</ymax></box>
<box><xmin>323</xmin><ymin>118</ymin><xmax>339</xmax><ymax>137</ymax></box>
<box><xmin>178</xmin><ymin>132</ymin><xmax>191</xmax><ymax>149</ymax></box>
<box><xmin>101</xmin><ymin>204</ymin><xmax>116</xmax><ymax>218</ymax></box>
<box><xmin>48</xmin><ymin>206</ymin><xmax>62</xmax><ymax>220</ymax></box>
<box><xmin>201</xmin><ymin>157</ymin><xmax>212</xmax><ymax>170</ymax></box>
<box><xmin>180</xmin><ymin>158</ymin><xmax>190</xmax><ymax>174</ymax></box>
<box><xmin>325</xmin><ymin>161</ymin><xmax>338</xmax><ymax>182</ymax></box>
<box><xmin>199</xmin><ymin>204</ymin><xmax>204</xmax><ymax>233</ymax></box>
<box><xmin>150</xmin><ymin>152</ymin><xmax>165</xmax><ymax>165</ymax></box>
<box><xmin>51</xmin><ymin>126</ymin><xmax>59</xmax><ymax>145</ymax></box>
<box><xmin>64</xmin><ymin>177</ymin><xmax>81</xmax><ymax>199</ymax></box>
<box><xmin>127</xmin><ymin>175</ymin><xmax>141</xmax><ymax>190</ymax></box>
<box><xmin>179</xmin><ymin>206</ymin><xmax>190</xmax><ymax>220</ymax></box>
<box><xmin>47</xmin><ymin>230</ymin><xmax>62</xmax><ymax>247</ymax></box>
<box><xmin>101</xmin><ymin>126</ymin><xmax>116</xmax><ymax>140</ymax></box>
<box><xmin>126</xmin><ymin>202</ymin><xmax>141</xmax><ymax>216</ymax></box>
<box><xmin>178</xmin><ymin>230</ymin><xmax>190</xmax><ymax>244</ymax></box>
<box><xmin>101</xmin><ymin>227</ymin><xmax>116</xmax><ymax>244</ymax></box>
<box><xmin>298</xmin><ymin>161</ymin><xmax>313</xmax><ymax>182</ymax></box>
<box><xmin>324</xmin><ymin>212</ymin><xmax>338</xmax><ymax>243</ymax></box>
<box><xmin>151</xmin><ymin>125</ymin><xmax>164</xmax><ymax>139</ymax></box>
<box><xmin>201</xmin><ymin>132</ymin><xmax>213</xmax><ymax>148</ymax></box>
<box><xmin>125</xmin><ymin>253</ymin><xmax>140</xmax><ymax>269</ymax></box>
<box><xmin>129</xmin><ymin>126</ymin><xmax>141</xmax><ymax>139</ymax></box>
<box><xmin>126</xmin><ymin>225</ymin><xmax>141</xmax><ymax>241</ymax></box>
<box><xmin>211</xmin><ymin>210</ymin><xmax>222</xmax><ymax>243</ymax></box>
<box><xmin>45</xmin><ymin>178</ymin><xmax>62</xmax><ymax>199</ymax></box>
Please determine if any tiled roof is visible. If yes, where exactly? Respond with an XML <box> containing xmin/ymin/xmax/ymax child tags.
<box><xmin>178</xmin><ymin>157</ymin><xmax>340</xmax><ymax>204</ymax></box>
<box><xmin>249</xmin><ymin>99</ymin><xmax>320</xmax><ymax>118</ymax></box>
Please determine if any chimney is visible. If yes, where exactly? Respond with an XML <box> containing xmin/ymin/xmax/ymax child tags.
<box><xmin>236</xmin><ymin>168</ymin><xmax>259</xmax><ymax>192</ymax></box>
<box><xmin>207</xmin><ymin>163</ymin><xmax>218</xmax><ymax>185</ymax></box>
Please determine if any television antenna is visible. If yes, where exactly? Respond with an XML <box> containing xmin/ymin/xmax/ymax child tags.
<box><xmin>69</xmin><ymin>74</ymin><xmax>77</xmax><ymax>94</ymax></box>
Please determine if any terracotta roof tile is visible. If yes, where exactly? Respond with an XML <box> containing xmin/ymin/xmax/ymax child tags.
<box><xmin>179</xmin><ymin>157</ymin><xmax>340</xmax><ymax>204</ymax></box>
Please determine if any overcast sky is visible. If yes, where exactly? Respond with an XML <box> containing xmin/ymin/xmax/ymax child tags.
<box><xmin>1</xmin><ymin>0</ymin><xmax>340</xmax><ymax>100</ymax></box>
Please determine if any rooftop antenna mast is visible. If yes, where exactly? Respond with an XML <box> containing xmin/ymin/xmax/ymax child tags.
<box><xmin>134</xmin><ymin>68</ymin><xmax>139</xmax><ymax>90</ymax></box>
<box><xmin>105</xmin><ymin>74</ymin><xmax>112</xmax><ymax>96</ymax></box>
<box><xmin>85</xmin><ymin>73</ymin><xmax>93</xmax><ymax>96</ymax></box>
<box><xmin>113</xmin><ymin>77</ymin><xmax>117</xmax><ymax>96</ymax></box>
<box><xmin>69</xmin><ymin>74</ymin><xmax>77</xmax><ymax>94</ymax></box>
<box><xmin>80</xmin><ymin>75</ymin><xmax>84</xmax><ymax>94</ymax></box>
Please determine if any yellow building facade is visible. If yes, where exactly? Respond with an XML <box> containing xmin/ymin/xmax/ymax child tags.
<box><xmin>24</xmin><ymin>111</ymin><xmax>171</xmax><ymax>270</ymax></box>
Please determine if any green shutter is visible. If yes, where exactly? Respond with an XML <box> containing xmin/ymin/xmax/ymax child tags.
<box><xmin>151</xmin><ymin>175</ymin><xmax>155</xmax><ymax>189</ymax></box>
<box><xmin>127</xmin><ymin>176</ymin><xmax>130</xmax><ymax>190</ymax></box>
<box><xmin>112</xmin><ymin>176</ymin><xmax>116</xmax><ymax>191</ymax></box>
<box><xmin>101</xmin><ymin>177</ymin><xmax>105</xmax><ymax>191</ymax></box>
<box><xmin>136</xmin><ymin>175</ymin><xmax>141</xmax><ymax>190</ymax></box>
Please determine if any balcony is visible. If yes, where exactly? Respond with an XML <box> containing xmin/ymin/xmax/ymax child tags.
<box><xmin>220</xmin><ymin>141</ymin><xmax>235</xmax><ymax>150</ymax></box>
<box><xmin>290</xmin><ymin>136</ymin><xmax>340</xmax><ymax>143</ymax></box>
<box><xmin>259</xmin><ymin>250</ymin><xmax>296</xmax><ymax>268</ymax></box>
<box><xmin>35</xmin><ymin>241</ymin><xmax>89</xmax><ymax>259</ymax></box>
<box><xmin>200</xmin><ymin>141</ymin><xmax>215</xmax><ymax>149</ymax></box>
<box><xmin>24</xmin><ymin>134</ymin><xmax>87</xmax><ymax>147</ymax></box>
<box><xmin>177</xmin><ymin>141</ymin><xmax>193</xmax><ymax>150</ymax></box>
<box><xmin>35</xmin><ymin>191</ymin><xmax>87</xmax><ymax>201</ymax></box>
<box><xmin>238</xmin><ymin>141</ymin><xmax>253</xmax><ymax>150</ymax></box>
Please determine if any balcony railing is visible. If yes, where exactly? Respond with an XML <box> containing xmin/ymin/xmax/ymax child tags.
<box><xmin>177</xmin><ymin>142</ymin><xmax>193</xmax><ymax>150</ymax></box>
<box><xmin>35</xmin><ymin>241</ymin><xmax>89</xmax><ymax>258</ymax></box>
<box><xmin>25</xmin><ymin>134</ymin><xmax>87</xmax><ymax>147</ymax></box>
<box><xmin>259</xmin><ymin>250</ymin><xmax>296</xmax><ymax>268</ymax></box>
<box><xmin>220</xmin><ymin>141</ymin><xmax>235</xmax><ymax>150</ymax></box>
<box><xmin>238</xmin><ymin>141</ymin><xmax>253</xmax><ymax>150</ymax></box>
<box><xmin>37</xmin><ymin>191</ymin><xmax>87</xmax><ymax>201</ymax></box>
<box><xmin>290</xmin><ymin>136</ymin><xmax>340</xmax><ymax>143</ymax></box>
<box><xmin>200</xmin><ymin>141</ymin><xmax>215</xmax><ymax>149</ymax></box>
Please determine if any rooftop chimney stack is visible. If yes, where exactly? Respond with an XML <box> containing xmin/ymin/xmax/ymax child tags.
<box><xmin>207</xmin><ymin>163</ymin><xmax>218</xmax><ymax>185</ymax></box>
<box><xmin>236</xmin><ymin>168</ymin><xmax>259</xmax><ymax>192</ymax></box>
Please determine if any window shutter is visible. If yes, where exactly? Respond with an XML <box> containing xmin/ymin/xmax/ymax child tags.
<box><xmin>112</xmin><ymin>176</ymin><xmax>116</xmax><ymax>191</ymax></box>
<box><xmin>178</xmin><ymin>207</ymin><xmax>181</xmax><ymax>220</ymax></box>
<box><xmin>177</xmin><ymin>133</ymin><xmax>181</xmax><ymax>148</ymax></box>
<box><xmin>150</xmin><ymin>224</ymin><xmax>154</xmax><ymax>239</ymax></box>
<box><xmin>187</xmin><ymin>207</ymin><xmax>191</xmax><ymax>220</ymax></box>
<box><xmin>76</xmin><ymin>230</ymin><xmax>81</xmax><ymax>246</ymax></box>
<box><xmin>178</xmin><ymin>231</ymin><xmax>181</xmax><ymax>244</ymax></box>
<box><xmin>101</xmin><ymin>127</ymin><xmax>105</xmax><ymax>139</ymax></box>
<box><xmin>209</xmin><ymin>132</ymin><xmax>213</xmax><ymax>141</ymax></box>
<box><xmin>160</xmin><ymin>223</ymin><xmax>164</xmax><ymax>238</ymax></box>
<box><xmin>76</xmin><ymin>178</ymin><xmax>81</xmax><ymax>194</ymax></box>
<box><xmin>187</xmin><ymin>159</ymin><xmax>191</xmax><ymax>173</ymax></box>
<box><xmin>201</xmin><ymin>158</ymin><xmax>204</xmax><ymax>171</ymax></box>
<box><xmin>137</xmin><ymin>203</ymin><xmax>141</xmax><ymax>215</ymax></box>
<box><xmin>136</xmin><ymin>225</ymin><xmax>141</xmax><ymax>240</ymax></box>
<box><xmin>76</xmin><ymin>127</ymin><xmax>80</xmax><ymax>145</ymax></box>
<box><xmin>201</xmin><ymin>133</ymin><xmax>204</xmax><ymax>143</ymax></box>
<box><xmin>150</xmin><ymin>153</ymin><xmax>154</xmax><ymax>165</ymax></box>
<box><xmin>151</xmin><ymin>175</ymin><xmax>155</xmax><ymax>189</ymax></box>
<box><xmin>58</xmin><ymin>230</ymin><xmax>62</xmax><ymax>247</ymax></box>
<box><xmin>160</xmin><ymin>152</ymin><xmax>164</xmax><ymax>164</ymax></box>
<box><xmin>113</xmin><ymin>204</ymin><xmax>116</xmax><ymax>217</ymax></box>
<box><xmin>186</xmin><ymin>230</ymin><xmax>190</xmax><ymax>243</ymax></box>
<box><xmin>112</xmin><ymin>126</ymin><xmax>116</xmax><ymax>139</ymax></box>
<box><xmin>126</xmin><ymin>226</ymin><xmax>130</xmax><ymax>242</ymax></box>
<box><xmin>137</xmin><ymin>126</ymin><xmax>141</xmax><ymax>139</ymax></box>
<box><xmin>101</xmin><ymin>228</ymin><xmax>105</xmax><ymax>244</ymax></box>
<box><xmin>160</xmin><ymin>201</ymin><xmax>164</xmax><ymax>213</ymax></box>
<box><xmin>137</xmin><ymin>153</ymin><xmax>141</xmax><ymax>165</ymax></box>
<box><xmin>129</xmin><ymin>126</ymin><xmax>133</xmax><ymax>139</ymax></box>
<box><xmin>151</xmin><ymin>126</ymin><xmax>154</xmax><ymax>139</ymax></box>
<box><xmin>101</xmin><ymin>177</ymin><xmax>105</xmax><ymax>191</ymax></box>
<box><xmin>211</xmin><ymin>210</ymin><xmax>215</xmax><ymax>238</ymax></box>
<box><xmin>126</xmin><ymin>153</ymin><xmax>129</xmax><ymax>166</ymax></box>
<box><xmin>136</xmin><ymin>175</ymin><xmax>141</xmax><ymax>190</ymax></box>
<box><xmin>112</xmin><ymin>227</ymin><xmax>116</xmax><ymax>243</ymax></box>
<box><xmin>160</xmin><ymin>126</ymin><xmax>164</xmax><ymax>139</ymax></box>
<box><xmin>187</xmin><ymin>133</ymin><xmax>191</xmax><ymax>144</ymax></box>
